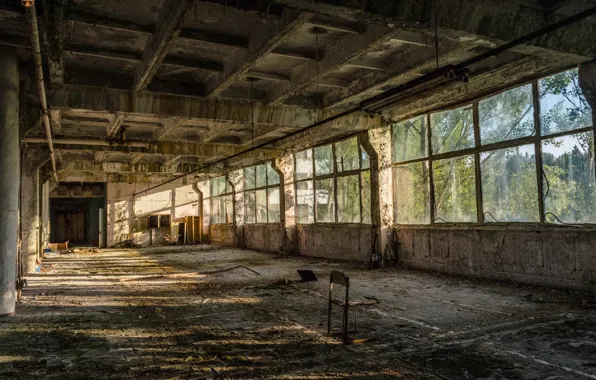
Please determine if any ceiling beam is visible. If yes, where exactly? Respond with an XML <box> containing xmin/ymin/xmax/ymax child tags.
<box><xmin>133</xmin><ymin>0</ymin><xmax>196</xmax><ymax>91</ymax></box>
<box><xmin>42</xmin><ymin>0</ymin><xmax>66</xmax><ymax>84</ymax></box>
<box><xmin>323</xmin><ymin>43</ymin><xmax>478</xmax><ymax>108</ymax></box>
<box><xmin>344</xmin><ymin>57</ymin><xmax>386</xmax><ymax>71</ymax></box>
<box><xmin>205</xmin><ymin>10</ymin><xmax>314</xmax><ymax>98</ymax></box>
<box><xmin>270</xmin><ymin>48</ymin><xmax>317</xmax><ymax>61</ymax></box>
<box><xmin>107</xmin><ymin>114</ymin><xmax>126</xmax><ymax>137</ymax></box>
<box><xmin>267</xmin><ymin>24</ymin><xmax>396</xmax><ymax>103</ymax></box>
<box><xmin>266</xmin><ymin>0</ymin><xmax>596</xmax><ymax>60</ymax></box>
<box><xmin>48</xmin><ymin>84</ymin><xmax>319</xmax><ymax>128</ymax></box>
<box><xmin>67</xmin><ymin>8</ymin><xmax>248</xmax><ymax>48</ymax></box>
<box><xmin>23</xmin><ymin>137</ymin><xmax>282</xmax><ymax>160</ymax></box>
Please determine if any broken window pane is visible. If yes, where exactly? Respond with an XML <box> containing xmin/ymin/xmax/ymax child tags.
<box><xmin>481</xmin><ymin>144</ymin><xmax>539</xmax><ymax>222</ymax></box>
<box><xmin>256</xmin><ymin>189</ymin><xmax>267</xmax><ymax>223</ymax></box>
<box><xmin>335</xmin><ymin>137</ymin><xmax>360</xmax><ymax>172</ymax></box>
<box><xmin>431</xmin><ymin>105</ymin><xmax>475</xmax><ymax>154</ymax></box>
<box><xmin>394</xmin><ymin>162</ymin><xmax>430</xmax><ymax>224</ymax></box>
<box><xmin>267</xmin><ymin>162</ymin><xmax>280</xmax><ymax>186</ymax></box>
<box><xmin>315</xmin><ymin>178</ymin><xmax>334</xmax><ymax>223</ymax></box>
<box><xmin>392</xmin><ymin>116</ymin><xmax>428</xmax><ymax>163</ymax></box>
<box><xmin>315</xmin><ymin>145</ymin><xmax>333</xmax><ymax>176</ymax></box>
<box><xmin>296</xmin><ymin>180</ymin><xmax>314</xmax><ymax>224</ymax></box>
<box><xmin>540</xmin><ymin>69</ymin><xmax>593</xmax><ymax>136</ymax></box>
<box><xmin>244</xmin><ymin>191</ymin><xmax>256</xmax><ymax>224</ymax></box>
<box><xmin>225</xmin><ymin>195</ymin><xmax>233</xmax><ymax>224</ymax></box>
<box><xmin>479</xmin><ymin>84</ymin><xmax>535</xmax><ymax>145</ymax></box>
<box><xmin>268</xmin><ymin>188</ymin><xmax>281</xmax><ymax>223</ymax></box>
<box><xmin>295</xmin><ymin>149</ymin><xmax>313</xmax><ymax>181</ymax></box>
<box><xmin>361</xmin><ymin>145</ymin><xmax>370</xmax><ymax>169</ymax></box>
<box><xmin>337</xmin><ymin>175</ymin><xmax>361</xmax><ymax>223</ymax></box>
<box><xmin>244</xmin><ymin>167</ymin><xmax>256</xmax><ymax>190</ymax></box>
<box><xmin>433</xmin><ymin>155</ymin><xmax>477</xmax><ymax>223</ymax></box>
<box><xmin>256</xmin><ymin>164</ymin><xmax>267</xmax><ymax>188</ymax></box>
<box><xmin>361</xmin><ymin>171</ymin><xmax>372</xmax><ymax>224</ymax></box>
<box><xmin>542</xmin><ymin>132</ymin><xmax>596</xmax><ymax>223</ymax></box>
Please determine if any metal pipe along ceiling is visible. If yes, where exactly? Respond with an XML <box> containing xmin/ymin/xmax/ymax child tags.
<box><xmin>26</xmin><ymin>3</ymin><xmax>58</xmax><ymax>183</ymax></box>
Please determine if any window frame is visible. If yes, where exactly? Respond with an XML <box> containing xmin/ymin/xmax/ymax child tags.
<box><xmin>207</xmin><ymin>175</ymin><xmax>234</xmax><ymax>225</ymax></box>
<box><xmin>391</xmin><ymin>66</ymin><xmax>595</xmax><ymax>226</ymax></box>
<box><xmin>243</xmin><ymin>162</ymin><xmax>282</xmax><ymax>224</ymax></box>
<box><xmin>293</xmin><ymin>134</ymin><xmax>371</xmax><ymax>225</ymax></box>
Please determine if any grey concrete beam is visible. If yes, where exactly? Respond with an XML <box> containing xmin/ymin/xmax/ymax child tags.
<box><xmin>42</xmin><ymin>0</ymin><xmax>66</xmax><ymax>84</ymax></box>
<box><xmin>276</xmin><ymin>110</ymin><xmax>382</xmax><ymax>151</ymax></box>
<box><xmin>47</xmin><ymin>84</ymin><xmax>318</xmax><ymax>128</ymax></box>
<box><xmin>268</xmin><ymin>0</ymin><xmax>596</xmax><ymax>59</ymax></box>
<box><xmin>23</xmin><ymin>137</ymin><xmax>282</xmax><ymax>160</ymax></box>
<box><xmin>323</xmin><ymin>43</ymin><xmax>477</xmax><ymax>108</ymax></box>
<box><xmin>133</xmin><ymin>0</ymin><xmax>196</xmax><ymax>91</ymax></box>
<box><xmin>205</xmin><ymin>10</ymin><xmax>314</xmax><ymax>98</ymax></box>
<box><xmin>67</xmin><ymin>8</ymin><xmax>249</xmax><ymax>48</ymax></box>
<box><xmin>386</xmin><ymin>54</ymin><xmax>573</xmax><ymax>121</ymax></box>
<box><xmin>267</xmin><ymin>24</ymin><xmax>397</xmax><ymax>104</ymax></box>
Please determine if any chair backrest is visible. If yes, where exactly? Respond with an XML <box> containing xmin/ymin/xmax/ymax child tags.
<box><xmin>330</xmin><ymin>270</ymin><xmax>349</xmax><ymax>287</ymax></box>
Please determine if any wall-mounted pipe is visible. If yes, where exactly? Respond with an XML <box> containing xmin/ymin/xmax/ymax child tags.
<box><xmin>25</xmin><ymin>4</ymin><xmax>58</xmax><ymax>183</ymax></box>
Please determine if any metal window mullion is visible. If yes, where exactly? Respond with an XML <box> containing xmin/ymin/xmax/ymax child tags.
<box><xmin>539</xmin><ymin>126</ymin><xmax>594</xmax><ymax>141</ymax></box>
<box><xmin>473</xmin><ymin>102</ymin><xmax>483</xmax><ymax>223</ymax></box>
<box><xmin>427</xmin><ymin>113</ymin><xmax>436</xmax><ymax>225</ymax></box>
<box><xmin>332</xmin><ymin>142</ymin><xmax>339</xmax><ymax>223</ymax></box>
<box><xmin>533</xmin><ymin>80</ymin><xmax>546</xmax><ymax>223</ymax></box>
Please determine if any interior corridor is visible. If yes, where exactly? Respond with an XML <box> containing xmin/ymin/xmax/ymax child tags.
<box><xmin>1</xmin><ymin>246</ymin><xmax>595</xmax><ymax>379</ymax></box>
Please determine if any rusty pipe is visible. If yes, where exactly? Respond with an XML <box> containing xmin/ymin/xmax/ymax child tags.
<box><xmin>26</xmin><ymin>3</ymin><xmax>58</xmax><ymax>183</ymax></box>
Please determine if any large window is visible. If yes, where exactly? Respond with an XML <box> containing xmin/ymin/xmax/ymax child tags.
<box><xmin>391</xmin><ymin>68</ymin><xmax>594</xmax><ymax>225</ymax></box>
<box><xmin>210</xmin><ymin>176</ymin><xmax>233</xmax><ymax>224</ymax></box>
<box><xmin>294</xmin><ymin>136</ymin><xmax>371</xmax><ymax>224</ymax></box>
<box><xmin>244</xmin><ymin>162</ymin><xmax>281</xmax><ymax>223</ymax></box>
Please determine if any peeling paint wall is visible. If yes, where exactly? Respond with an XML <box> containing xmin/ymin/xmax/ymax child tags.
<box><xmin>210</xmin><ymin>224</ymin><xmax>235</xmax><ymax>246</ymax></box>
<box><xmin>395</xmin><ymin>226</ymin><xmax>596</xmax><ymax>291</ymax></box>
<box><xmin>243</xmin><ymin>224</ymin><xmax>284</xmax><ymax>252</ymax></box>
<box><xmin>297</xmin><ymin>224</ymin><xmax>372</xmax><ymax>263</ymax></box>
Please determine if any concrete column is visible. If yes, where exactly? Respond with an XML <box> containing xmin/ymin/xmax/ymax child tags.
<box><xmin>228</xmin><ymin>169</ymin><xmax>244</xmax><ymax>248</ymax></box>
<box><xmin>360</xmin><ymin>131</ymin><xmax>382</xmax><ymax>265</ymax></box>
<box><xmin>368</xmin><ymin>126</ymin><xmax>396</xmax><ymax>265</ymax></box>
<box><xmin>274</xmin><ymin>154</ymin><xmax>298</xmax><ymax>255</ymax></box>
<box><xmin>0</xmin><ymin>49</ymin><xmax>20</xmax><ymax>316</ymax></box>
<box><xmin>21</xmin><ymin>148</ymin><xmax>49</xmax><ymax>273</ymax></box>
<box><xmin>197</xmin><ymin>180</ymin><xmax>211</xmax><ymax>241</ymax></box>
<box><xmin>41</xmin><ymin>181</ymin><xmax>50</xmax><ymax>249</ymax></box>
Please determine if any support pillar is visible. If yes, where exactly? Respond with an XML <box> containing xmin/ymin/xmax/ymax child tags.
<box><xmin>228</xmin><ymin>170</ymin><xmax>244</xmax><ymax>248</ymax></box>
<box><xmin>368</xmin><ymin>125</ymin><xmax>396</xmax><ymax>266</ymax></box>
<box><xmin>0</xmin><ymin>49</ymin><xmax>20</xmax><ymax>316</ymax></box>
<box><xmin>21</xmin><ymin>148</ymin><xmax>49</xmax><ymax>273</ymax></box>
<box><xmin>274</xmin><ymin>154</ymin><xmax>298</xmax><ymax>255</ymax></box>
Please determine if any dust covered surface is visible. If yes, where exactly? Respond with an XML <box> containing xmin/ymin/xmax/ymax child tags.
<box><xmin>1</xmin><ymin>245</ymin><xmax>595</xmax><ymax>379</ymax></box>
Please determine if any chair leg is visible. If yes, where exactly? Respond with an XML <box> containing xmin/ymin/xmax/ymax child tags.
<box><xmin>327</xmin><ymin>277</ymin><xmax>332</xmax><ymax>337</ymax></box>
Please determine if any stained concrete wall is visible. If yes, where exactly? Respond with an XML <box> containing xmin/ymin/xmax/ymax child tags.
<box><xmin>396</xmin><ymin>226</ymin><xmax>596</xmax><ymax>291</ymax></box>
<box><xmin>297</xmin><ymin>224</ymin><xmax>373</xmax><ymax>263</ymax></box>
<box><xmin>243</xmin><ymin>224</ymin><xmax>284</xmax><ymax>252</ymax></box>
<box><xmin>210</xmin><ymin>224</ymin><xmax>235</xmax><ymax>246</ymax></box>
<box><xmin>106</xmin><ymin>181</ymin><xmax>190</xmax><ymax>247</ymax></box>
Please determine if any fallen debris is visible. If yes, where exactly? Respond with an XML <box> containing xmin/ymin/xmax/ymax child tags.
<box><xmin>198</xmin><ymin>265</ymin><xmax>261</xmax><ymax>276</ymax></box>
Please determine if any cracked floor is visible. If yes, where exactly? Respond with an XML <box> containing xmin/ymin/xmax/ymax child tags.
<box><xmin>1</xmin><ymin>245</ymin><xmax>596</xmax><ymax>379</ymax></box>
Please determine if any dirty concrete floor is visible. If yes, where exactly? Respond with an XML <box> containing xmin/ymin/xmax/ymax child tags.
<box><xmin>1</xmin><ymin>245</ymin><xmax>596</xmax><ymax>379</ymax></box>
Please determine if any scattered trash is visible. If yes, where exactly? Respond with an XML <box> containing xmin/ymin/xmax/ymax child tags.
<box><xmin>297</xmin><ymin>269</ymin><xmax>318</xmax><ymax>282</ymax></box>
<box><xmin>198</xmin><ymin>265</ymin><xmax>261</xmax><ymax>276</ymax></box>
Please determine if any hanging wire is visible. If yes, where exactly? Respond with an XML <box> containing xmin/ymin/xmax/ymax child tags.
<box><xmin>315</xmin><ymin>32</ymin><xmax>321</xmax><ymax>116</ymax></box>
<box><xmin>434</xmin><ymin>0</ymin><xmax>439</xmax><ymax>69</ymax></box>
<box><xmin>250</xmin><ymin>78</ymin><xmax>255</xmax><ymax>150</ymax></box>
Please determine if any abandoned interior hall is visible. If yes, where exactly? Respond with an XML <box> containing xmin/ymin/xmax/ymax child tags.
<box><xmin>2</xmin><ymin>0</ymin><xmax>596</xmax><ymax>378</ymax></box>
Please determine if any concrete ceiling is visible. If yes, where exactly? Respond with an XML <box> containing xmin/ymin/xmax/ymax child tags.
<box><xmin>2</xmin><ymin>0</ymin><xmax>595</xmax><ymax>182</ymax></box>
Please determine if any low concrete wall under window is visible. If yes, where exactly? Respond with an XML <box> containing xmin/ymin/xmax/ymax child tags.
<box><xmin>297</xmin><ymin>224</ymin><xmax>373</xmax><ymax>263</ymax></box>
<box><xmin>243</xmin><ymin>224</ymin><xmax>283</xmax><ymax>252</ymax></box>
<box><xmin>395</xmin><ymin>225</ymin><xmax>596</xmax><ymax>291</ymax></box>
<box><xmin>210</xmin><ymin>224</ymin><xmax>235</xmax><ymax>246</ymax></box>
